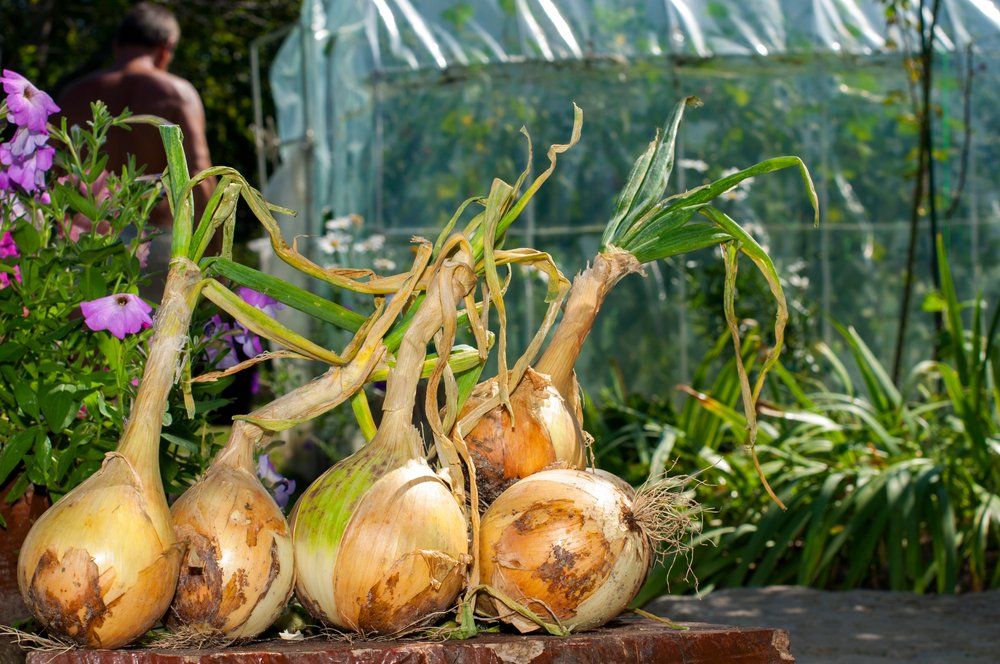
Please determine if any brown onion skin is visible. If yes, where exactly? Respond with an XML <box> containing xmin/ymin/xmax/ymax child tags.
<box><xmin>461</xmin><ymin>368</ymin><xmax>586</xmax><ymax>505</ymax></box>
<box><xmin>477</xmin><ymin>469</ymin><xmax>651</xmax><ymax>633</ymax></box>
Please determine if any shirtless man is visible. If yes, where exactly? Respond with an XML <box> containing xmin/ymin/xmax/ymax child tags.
<box><xmin>58</xmin><ymin>2</ymin><xmax>215</xmax><ymax>292</ymax></box>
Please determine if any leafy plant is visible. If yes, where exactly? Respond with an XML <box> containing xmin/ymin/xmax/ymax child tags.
<box><xmin>589</xmin><ymin>241</ymin><xmax>999</xmax><ymax>598</ymax></box>
<box><xmin>0</xmin><ymin>103</ymin><xmax>233</xmax><ymax>515</ymax></box>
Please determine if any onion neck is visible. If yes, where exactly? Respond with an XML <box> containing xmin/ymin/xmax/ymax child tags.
<box><xmin>535</xmin><ymin>248</ymin><xmax>641</xmax><ymax>403</ymax></box>
<box><xmin>117</xmin><ymin>257</ymin><xmax>201</xmax><ymax>490</ymax></box>
<box><xmin>211</xmin><ymin>342</ymin><xmax>388</xmax><ymax>474</ymax></box>
<box><xmin>378</xmin><ymin>260</ymin><xmax>476</xmax><ymax>457</ymax></box>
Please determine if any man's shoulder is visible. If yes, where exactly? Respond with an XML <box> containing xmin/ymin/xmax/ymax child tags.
<box><xmin>124</xmin><ymin>69</ymin><xmax>200</xmax><ymax>103</ymax></box>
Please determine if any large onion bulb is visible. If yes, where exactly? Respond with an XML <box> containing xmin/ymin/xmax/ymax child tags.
<box><xmin>291</xmin><ymin>444</ymin><xmax>469</xmax><ymax>635</ymax></box>
<box><xmin>461</xmin><ymin>368</ymin><xmax>586</xmax><ymax>504</ymax></box>
<box><xmin>17</xmin><ymin>456</ymin><xmax>182</xmax><ymax>648</ymax></box>
<box><xmin>169</xmin><ymin>447</ymin><xmax>294</xmax><ymax>639</ymax></box>
<box><xmin>477</xmin><ymin>468</ymin><xmax>697</xmax><ymax>633</ymax></box>
<box><xmin>17</xmin><ymin>262</ymin><xmax>200</xmax><ymax>648</ymax></box>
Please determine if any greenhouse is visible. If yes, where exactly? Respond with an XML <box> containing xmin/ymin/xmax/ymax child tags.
<box><xmin>259</xmin><ymin>0</ymin><xmax>1000</xmax><ymax>393</ymax></box>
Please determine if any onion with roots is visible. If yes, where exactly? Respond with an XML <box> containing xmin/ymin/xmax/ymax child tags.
<box><xmin>461</xmin><ymin>367</ymin><xmax>586</xmax><ymax>504</ymax></box>
<box><xmin>17</xmin><ymin>259</ymin><xmax>200</xmax><ymax>648</ymax></box>
<box><xmin>477</xmin><ymin>468</ymin><xmax>699</xmax><ymax>633</ymax></box>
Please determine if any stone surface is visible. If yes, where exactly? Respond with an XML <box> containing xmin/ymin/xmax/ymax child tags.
<box><xmin>24</xmin><ymin>618</ymin><xmax>793</xmax><ymax>664</ymax></box>
<box><xmin>650</xmin><ymin>586</ymin><xmax>1000</xmax><ymax>664</ymax></box>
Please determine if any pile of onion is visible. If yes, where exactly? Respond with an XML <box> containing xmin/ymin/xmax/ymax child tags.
<box><xmin>476</xmin><ymin>468</ymin><xmax>699</xmax><ymax>633</ymax></box>
<box><xmin>461</xmin><ymin>97</ymin><xmax>818</xmax><ymax>512</ymax></box>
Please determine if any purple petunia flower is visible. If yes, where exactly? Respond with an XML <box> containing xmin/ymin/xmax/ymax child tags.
<box><xmin>80</xmin><ymin>293</ymin><xmax>153</xmax><ymax>339</ymax></box>
<box><xmin>0</xmin><ymin>264</ymin><xmax>21</xmax><ymax>289</ymax></box>
<box><xmin>238</xmin><ymin>287</ymin><xmax>284</xmax><ymax>316</ymax></box>
<box><xmin>1</xmin><ymin>70</ymin><xmax>60</xmax><ymax>132</ymax></box>
<box><xmin>0</xmin><ymin>132</ymin><xmax>54</xmax><ymax>194</ymax></box>
<box><xmin>233</xmin><ymin>325</ymin><xmax>263</xmax><ymax>358</ymax></box>
<box><xmin>3</xmin><ymin>127</ymin><xmax>48</xmax><ymax>158</ymax></box>
<box><xmin>0</xmin><ymin>231</ymin><xmax>18</xmax><ymax>259</ymax></box>
<box><xmin>204</xmin><ymin>315</ymin><xmax>239</xmax><ymax>369</ymax></box>
<box><xmin>257</xmin><ymin>454</ymin><xmax>296</xmax><ymax>509</ymax></box>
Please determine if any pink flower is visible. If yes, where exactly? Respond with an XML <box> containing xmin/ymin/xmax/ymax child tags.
<box><xmin>1</xmin><ymin>70</ymin><xmax>60</xmax><ymax>132</ymax></box>
<box><xmin>0</xmin><ymin>231</ymin><xmax>18</xmax><ymax>258</ymax></box>
<box><xmin>80</xmin><ymin>293</ymin><xmax>153</xmax><ymax>339</ymax></box>
<box><xmin>0</xmin><ymin>264</ymin><xmax>21</xmax><ymax>289</ymax></box>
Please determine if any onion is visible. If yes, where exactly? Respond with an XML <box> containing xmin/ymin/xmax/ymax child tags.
<box><xmin>168</xmin><ymin>431</ymin><xmax>294</xmax><ymax>640</ymax></box>
<box><xmin>477</xmin><ymin>468</ymin><xmax>698</xmax><ymax>633</ymax></box>
<box><xmin>462</xmin><ymin>368</ymin><xmax>586</xmax><ymax>504</ymax></box>
<box><xmin>291</xmin><ymin>259</ymin><xmax>476</xmax><ymax>635</ymax></box>
<box><xmin>17</xmin><ymin>260</ymin><xmax>201</xmax><ymax>648</ymax></box>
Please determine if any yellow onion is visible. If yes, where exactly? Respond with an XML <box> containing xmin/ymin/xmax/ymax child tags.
<box><xmin>168</xmin><ymin>434</ymin><xmax>293</xmax><ymax>639</ymax></box>
<box><xmin>291</xmin><ymin>451</ymin><xmax>468</xmax><ymax>634</ymax></box>
<box><xmin>461</xmin><ymin>368</ymin><xmax>586</xmax><ymax>504</ymax></box>
<box><xmin>477</xmin><ymin>468</ymin><xmax>697</xmax><ymax>633</ymax></box>
<box><xmin>18</xmin><ymin>260</ymin><xmax>200</xmax><ymax>648</ymax></box>
<box><xmin>291</xmin><ymin>259</ymin><xmax>476</xmax><ymax>635</ymax></box>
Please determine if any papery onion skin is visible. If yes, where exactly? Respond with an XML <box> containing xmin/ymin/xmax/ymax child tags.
<box><xmin>18</xmin><ymin>456</ymin><xmax>182</xmax><ymax>648</ymax></box>
<box><xmin>477</xmin><ymin>468</ymin><xmax>651</xmax><ymax>633</ymax></box>
<box><xmin>462</xmin><ymin>368</ymin><xmax>586</xmax><ymax>504</ymax></box>
<box><xmin>169</xmin><ymin>462</ymin><xmax>294</xmax><ymax>639</ymax></box>
<box><xmin>292</xmin><ymin>453</ymin><xmax>469</xmax><ymax>635</ymax></box>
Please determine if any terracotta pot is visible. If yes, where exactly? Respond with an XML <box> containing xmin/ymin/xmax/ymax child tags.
<box><xmin>0</xmin><ymin>482</ymin><xmax>50</xmax><ymax>624</ymax></box>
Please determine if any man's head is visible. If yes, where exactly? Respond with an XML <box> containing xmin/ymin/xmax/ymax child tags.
<box><xmin>113</xmin><ymin>2</ymin><xmax>180</xmax><ymax>70</ymax></box>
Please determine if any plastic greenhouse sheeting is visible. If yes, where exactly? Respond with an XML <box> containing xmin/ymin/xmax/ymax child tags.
<box><xmin>261</xmin><ymin>0</ymin><xmax>1000</xmax><ymax>395</ymax></box>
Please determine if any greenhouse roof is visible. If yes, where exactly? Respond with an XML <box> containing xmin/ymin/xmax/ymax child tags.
<box><xmin>296</xmin><ymin>0</ymin><xmax>1000</xmax><ymax>74</ymax></box>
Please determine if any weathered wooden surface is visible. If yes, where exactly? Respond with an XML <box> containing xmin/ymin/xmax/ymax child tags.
<box><xmin>0</xmin><ymin>483</ymin><xmax>49</xmax><ymax>626</ymax></box>
<box><xmin>25</xmin><ymin>618</ymin><xmax>793</xmax><ymax>663</ymax></box>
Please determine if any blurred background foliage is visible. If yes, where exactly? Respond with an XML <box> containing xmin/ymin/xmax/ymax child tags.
<box><xmin>596</xmin><ymin>246</ymin><xmax>999</xmax><ymax>597</ymax></box>
<box><xmin>0</xmin><ymin>0</ymin><xmax>299</xmax><ymax>188</ymax></box>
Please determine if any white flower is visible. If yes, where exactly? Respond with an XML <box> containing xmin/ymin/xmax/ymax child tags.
<box><xmin>318</xmin><ymin>231</ymin><xmax>351</xmax><ymax>255</ymax></box>
<box><xmin>788</xmin><ymin>273</ymin><xmax>810</xmax><ymax>289</ymax></box>
<box><xmin>679</xmin><ymin>158</ymin><xmax>708</xmax><ymax>172</ymax></box>
<box><xmin>353</xmin><ymin>233</ymin><xmax>386</xmax><ymax>254</ymax></box>
<box><xmin>325</xmin><ymin>215</ymin><xmax>355</xmax><ymax>232</ymax></box>
<box><xmin>373</xmin><ymin>257</ymin><xmax>397</xmax><ymax>271</ymax></box>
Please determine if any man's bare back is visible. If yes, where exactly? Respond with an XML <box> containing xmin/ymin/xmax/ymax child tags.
<box><xmin>56</xmin><ymin>3</ymin><xmax>215</xmax><ymax>295</ymax></box>
<box><xmin>59</xmin><ymin>64</ymin><xmax>212</xmax><ymax>194</ymax></box>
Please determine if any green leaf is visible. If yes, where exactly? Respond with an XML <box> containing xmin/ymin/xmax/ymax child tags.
<box><xmin>603</xmin><ymin>97</ymin><xmax>697</xmax><ymax>248</ymax></box>
<box><xmin>0</xmin><ymin>428</ymin><xmax>40</xmax><ymax>486</ymax></box>
<box><xmin>203</xmin><ymin>258</ymin><xmax>367</xmax><ymax>331</ymax></box>
<box><xmin>12</xmin><ymin>223</ymin><xmax>41</xmax><ymax>254</ymax></box>
<box><xmin>40</xmin><ymin>385</ymin><xmax>79</xmax><ymax>433</ymax></box>
<box><xmin>63</xmin><ymin>188</ymin><xmax>101</xmax><ymax>222</ymax></box>
<box><xmin>13</xmin><ymin>381</ymin><xmax>39</xmax><ymax>418</ymax></box>
<box><xmin>80</xmin><ymin>266</ymin><xmax>107</xmax><ymax>300</ymax></box>
<box><xmin>33</xmin><ymin>433</ymin><xmax>53</xmax><ymax>482</ymax></box>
